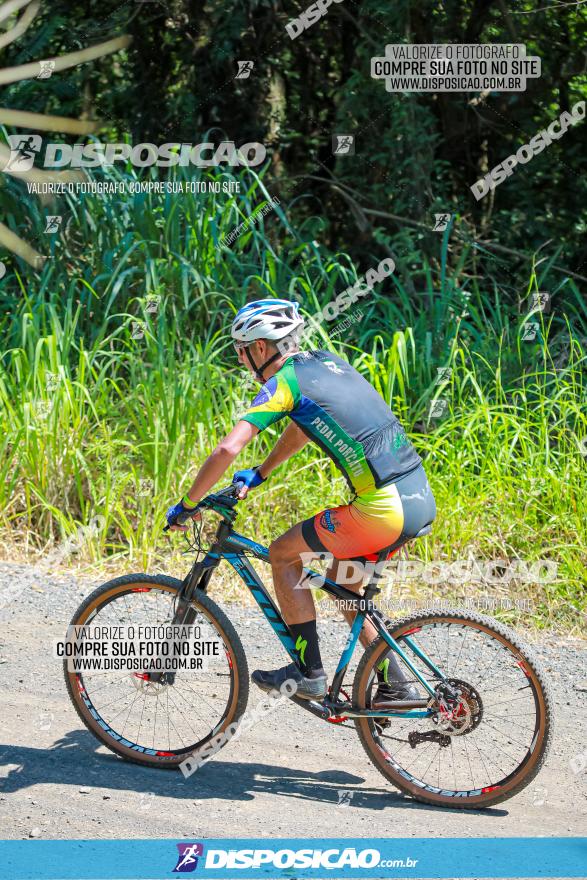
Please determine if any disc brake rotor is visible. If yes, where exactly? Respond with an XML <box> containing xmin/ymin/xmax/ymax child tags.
<box><xmin>130</xmin><ymin>672</ymin><xmax>170</xmax><ymax>695</ymax></box>
<box><xmin>429</xmin><ymin>678</ymin><xmax>483</xmax><ymax>736</ymax></box>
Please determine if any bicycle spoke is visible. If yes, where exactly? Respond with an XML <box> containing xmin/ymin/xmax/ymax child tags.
<box><xmin>70</xmin><ymin>586</ymin><xmax>235</xmax><ymax>754</ymax></box>
<box><xmin>361</xmin><ymin>615</ymin><xmax>545</xmax><ymax>800</ymax></box>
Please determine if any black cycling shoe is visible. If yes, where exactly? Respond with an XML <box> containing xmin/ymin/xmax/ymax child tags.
<box><xmin>372</xmin><ymin>681</ymin><xmax>421</xmax><ymax>733</ymax></box>
<box><xmin>251</xmin><ymin>663</ymin><xmax>328</xmax><ymax>701</ymax></box>
<box><xmin>372</xmin><ymin>680</ymin><xmax>421</xmax><ymax>705</ymax></box>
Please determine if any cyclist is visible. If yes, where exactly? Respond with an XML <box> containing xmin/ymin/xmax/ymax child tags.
<box><xmin>166</xmin><ymin>299</ymin><xmax>436</xmax><ymax>703</ymax></box>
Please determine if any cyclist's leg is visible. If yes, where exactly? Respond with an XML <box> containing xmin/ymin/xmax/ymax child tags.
<box><xmin>263</xmin><ymin>519</ymin><xmax>400</xmax><ymax>698</ymax></box>
<box><xmin>257</xmin><ymin>466</ymin><xmax>435</xmax><ymax>697</ymax></box>
<box><xmin>323</xmin><ymin>558</ymin><xmax>409</xmax><ymax>690</ymax></box>
<box><xmin>268</xmin><ymin>521</ymin><xmax>318</xmax><ymax>624</ymax></box>
<box><xmin>298</xmin><ymin>483</ymin><xmax>403</xmax><ymax>653</ymax></box>
<box><xmin>309</xmin><ymin>465</ymin><xmax>436</xmax><ymax>698</ymax></box>
<box><xmin>294</xmin><ymin>489</ymin><xmax>404</xmax><ymax>692</ymax></box>
<box><xmin>252</xmin><ymin>523</ymin><xmax>328</xmax><ymax>698</ymax></box>
<box><xmin>323</xmin><ymin>559</ymin><xmax>377</xmax><ymax>649</ymax></box>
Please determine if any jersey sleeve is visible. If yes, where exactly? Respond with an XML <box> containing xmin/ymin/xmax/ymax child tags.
<box><xmin>240</xmin><ymin>371</ymin><xmax>296</xmax><ymax>431</ymax></box>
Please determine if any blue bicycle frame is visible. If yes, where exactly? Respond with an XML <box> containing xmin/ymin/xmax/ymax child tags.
<box><xmin>184</xmin><ymin>503</ymin><xmax>445</xmax><ymax>721</ymax></box>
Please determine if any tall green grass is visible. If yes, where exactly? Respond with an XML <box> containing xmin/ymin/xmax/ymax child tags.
<box><xmin>0</xmin><ymin>162</ymin><xmax>585</xmax><ymax>629</ymax></box>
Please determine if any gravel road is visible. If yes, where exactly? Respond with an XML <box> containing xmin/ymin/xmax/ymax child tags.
<box><xmin>1</xmin><ymin>561</ymin><xmax>586</xmax><ymax>842</ymax></box>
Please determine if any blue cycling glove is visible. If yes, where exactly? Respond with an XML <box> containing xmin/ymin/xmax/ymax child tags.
<box><xmin>232</xmin><ymin>467</ymin><xmax>265</xmax><ymax>490</ymax></box>
<box><xmin>166</xmin><ymin>496</ymin><xmax>198</xmax><ymax>528</ymax></box>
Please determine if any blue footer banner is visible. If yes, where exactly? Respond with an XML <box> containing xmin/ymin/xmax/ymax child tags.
<box><xmin>0</xmin><ymin>838</ymin><xmax>586</xmax><ymax>879</ymax></box>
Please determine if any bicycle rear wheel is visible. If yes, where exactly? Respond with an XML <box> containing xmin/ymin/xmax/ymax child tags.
<box><xmin>353</xmin><ymin>609</ymin><xmax>553</xmax><ymax>808</ymax></box>
<box><xmin>64</xmin><ymin>574</ymin><xmax>249</xmax><ymax>768</ymax></box>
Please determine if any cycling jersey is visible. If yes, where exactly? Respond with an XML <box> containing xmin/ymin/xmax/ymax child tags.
<box><xmin>241</xmin><ymin>349</ymin><xmax>422</xmax><ymax>495</ymax></box>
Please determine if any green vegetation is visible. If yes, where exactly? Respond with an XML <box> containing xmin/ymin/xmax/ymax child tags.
<box><xmin>1</xmin><ymin>0</ymin><xmax>586</xmax><ymax>631</ymax></box>
<box><xmin>2</xmin><ymin>1</ymin><xmax>587</xmax><ymax>273</ymax></box>
<box><xmin>0</xmin><ymin>164</ymin><xmax>585</xmax><ymax>631</ymax></box>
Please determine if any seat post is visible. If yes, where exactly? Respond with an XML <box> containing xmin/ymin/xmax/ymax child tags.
<box><xmin>362</xmin><ymin>547</ymin><xmax>391</xmax><ymax>602</ymax></box>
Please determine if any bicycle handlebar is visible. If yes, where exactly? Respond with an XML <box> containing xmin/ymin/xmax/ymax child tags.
<box><xmin>163</xmin><ymin>481</ymin><xmax>245</xmax><ymax>532</ymax></box>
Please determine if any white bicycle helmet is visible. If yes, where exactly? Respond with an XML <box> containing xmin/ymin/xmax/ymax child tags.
<box><xmin>231</xmin><ymin>299</ymin><xmax>304</xmax><ymax>343</ymax></box>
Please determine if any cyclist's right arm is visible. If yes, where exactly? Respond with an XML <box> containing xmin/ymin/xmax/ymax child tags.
<box><xmin>182</xmin><ymin>420</ymin><xmax>259</xmax><ymax>507</ymax></box>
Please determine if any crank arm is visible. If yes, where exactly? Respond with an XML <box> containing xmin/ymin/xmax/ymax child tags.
<box><xmin>289</xmin><ymin>694</ymin><xmax>332</xmax><ymax>721</ymax></box>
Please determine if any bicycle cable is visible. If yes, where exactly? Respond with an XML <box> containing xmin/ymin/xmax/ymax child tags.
<box><xmin>184</xmin><ymin>514</ymin><xmax>205</xmax><ymax>558</ymax></box>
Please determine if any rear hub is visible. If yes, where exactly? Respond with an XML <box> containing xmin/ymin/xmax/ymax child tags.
<box><xmin>430</xmin><ymin>678</ymin><xmax>483</xmax><ymax>736</ymax></box>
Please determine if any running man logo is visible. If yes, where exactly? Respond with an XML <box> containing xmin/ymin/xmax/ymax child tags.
<box><xmin>173</xmin><ymin>843</ymin><xmax>204</xmax><ymax>873</ymax></box>
<box><xmin>521</xmin><ymin>322</ymin><xmax>539</xmax><ymax>341</ymax></box>
<box><xmin>145</xmin><ymin>294</ymin><xmax>161</xmax><ymax>314</ymax></box>
<box><xmin>530</xmin><ymin>291</ymin><xmax>551</xmax><ymax>314</ymax></box>
<box><xmin>332</xmin><ymin>134</ymin><xmax>355</xmax><ymax>155</ymax></box>
<box><xmin>323</xmin><ymin>359</ymin><xmax>344</xmax><ymax>375</ymax></box>
<box><xmin>236</xmin><ymin>60</ymin><xmax>254</xmax><ymax>79</ymax></box>
<box><xmin>532</xmin><ymin>786</ymin><xmax>548</xmax><ymax>806</ymax></box>
<box><xmin>433</xmin><ymin>213</ymin><xmax>451</xmax><ymax>231</ymax></box>
<box><xmin>37</xmin><ymin>60</ymin><xmax>56</xmax><ymax>79</ymax></box>
<box><xmin>436</xmin><ymin>367</ymin><xmax>453</xmax><ymax>384</ymax></box>
<box><xmin>3</xmin><ymin>134</ymin><xmax>42</xmax><ymax>172</ymax></box>
<box><xmin>131</xmin><ymin>321</ymin><xmax>145</xmax><ymax>340</ymax></box>
<box><xmin>44</xmin><ymin>215</ymin><xmax>62</xmax><ymax>234</ymax></box>
<box><xmin>428</xmin><ymin>399</ymin><xmax>448</xmax><ymax>419</ymax></box>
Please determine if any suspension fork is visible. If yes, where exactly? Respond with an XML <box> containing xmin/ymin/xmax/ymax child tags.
<box><xmin>171</xmin><ymin>519</ymin><xmax>234</xmax><ymax>629</ymax></box>
<box><xmin>172</xmin><ymin>551</ymin><xmax>221</xmax><ymax>625</ymax></box>
<box><xmin>146</xmin><ymin>554</ymin><xmax>221</xmax><ymax>685</ymax></box>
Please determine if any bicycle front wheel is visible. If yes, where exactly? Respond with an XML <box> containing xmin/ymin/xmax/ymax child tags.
<box><xmin>354</xmin><ymin>609</ymin><xmax>553</xmax><ymax>808</ymax></box>
<box><xmin>64</xmin><ymin>574</ymin><xmax>249</xmax><ymax>767</ymax></box>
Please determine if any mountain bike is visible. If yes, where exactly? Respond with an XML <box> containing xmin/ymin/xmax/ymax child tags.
<box><xmin>64</xmin><ymin>484</ymin><xmax>552</xmax><ymax>809</ymax></box>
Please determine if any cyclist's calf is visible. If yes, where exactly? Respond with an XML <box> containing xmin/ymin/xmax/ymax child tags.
<box><xmin>325</xmin><ymin>560</ymin><xmax>378</xmax><ymax>649</ymax></box>
<box><xmin>268</xmin><ymin>523</ymin><xmax>318</xmax><ymax>623</ymax></box>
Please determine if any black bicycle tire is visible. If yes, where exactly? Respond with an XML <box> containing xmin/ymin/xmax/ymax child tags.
<box><xmin>353</xmin><ymin>607</ymin><xmax>553</xmax><ymax>809</ymax></box>
<box><xmin>64</xmin><ymin>573</ymin><xmax>250</xmax><ymax>768</ymax></box>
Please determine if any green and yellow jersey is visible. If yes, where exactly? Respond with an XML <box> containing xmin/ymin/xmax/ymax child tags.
<box><xmin>241</xmin><ymin>350</ymin><xmax>421</xmax><ymax>495</ymax></box>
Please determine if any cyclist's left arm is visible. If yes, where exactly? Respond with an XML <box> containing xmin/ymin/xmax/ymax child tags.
<box><xmin>257</xmin><ymin>421</ymin><xmax>309</xmax><ymax>480</ymax></box>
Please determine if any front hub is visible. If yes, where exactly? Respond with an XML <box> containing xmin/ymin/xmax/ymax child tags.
<box><xmin>131</xmin><ymin>671</ymin><xmax>174</xmax><ymax>694</ymax></box>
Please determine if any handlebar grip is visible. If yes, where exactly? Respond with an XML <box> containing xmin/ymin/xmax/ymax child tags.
<box><xmin>163</xmin><ymin>506</ymin><xmax>199</xmax><ymax>534</ymax></box>
<box><xmin>164</xmin><ymin>482</ymin><xmax>244</xmax><ymax>534</ymax></box>
<box><xmin>176</xmin><ymin>510</ymin><xmax>195</xmax><ymax>525</ymax></box>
